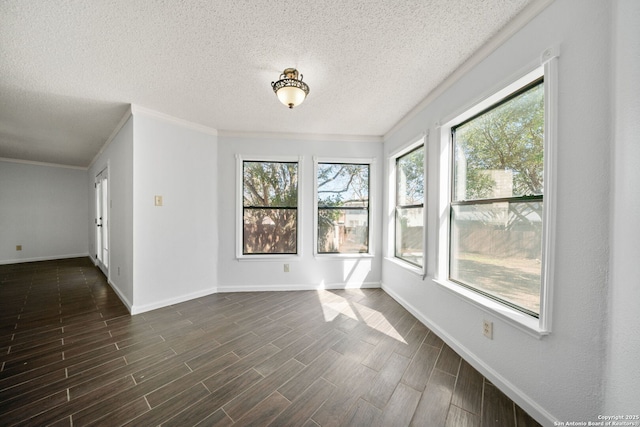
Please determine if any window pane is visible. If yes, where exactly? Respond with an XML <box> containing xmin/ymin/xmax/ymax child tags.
<box><xmin>396</xmin><ymin>147</ymin><xmax>424</xmax><ymax>206</ymax></box>
<box><xmin>317</xmin><ymin>163</ymin><xmax>369</xmax><ymax>208</ymax></box>
<box><xmin>449</xmin><ymin>201</ymin><xmax>542</xmax><ymax>314</ymax></box>
<box><xmin>318</xmin><ymin>208</ymin><xmax>368</xmax><ymax>253</ymax></box>
<box><xmin>453</xmin><ymin>81</ymin><xmax>544</xmax><ymax>202</ymax></box>
<box><xmin>395</xmin><ymin>207</ymin><xmax>424</xmax><ymax>267</ymax></box>
<box><xmin>316</xmin><ymin>162</ymin><xmax>370</xmax><ymax>255</ymax></box>
<box><xmin>243</xmin><ymin>208</ymin><xmax>297</xmax><ymax>254</ymax></box>
<box><xmin>243</xmin><ymin>161</ymin><xmax>298</xmax><ymax>207</ymax></box>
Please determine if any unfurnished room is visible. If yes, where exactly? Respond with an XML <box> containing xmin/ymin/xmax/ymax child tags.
<box><xmin>1</xmin><ymin>0</ymin><xmax>639</xmax><ymax>426</ymax></box>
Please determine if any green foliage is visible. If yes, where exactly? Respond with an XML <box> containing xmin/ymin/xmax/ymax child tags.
<box><xmin>317</xmin><ymin>163</ymin><xmax>369</xmax><ymax>252</ymax></box>
<box><xmin>243</xmin><ymin>162</ymin><xmax>298</xmax><ymax>254</ymax></box>
<box><xmin>242</xmin><ymin>161</ymin><xmax>372</xmax><ymax>254</ymax></box>
<box><xmin>454</xmin><ymin>82</ymin><xmax>544</xmax><ymax>200</ymax></box>
<box><xmin>243</xmin><ymin>161</ymin><xmax>297</xmax><ymax>207</ymax></box>
<box><xmin>396</xmin><ymin>147</ymin><xmax>424</xmax><ymax>205</ymax></box>
<box><xmin>317</xmin><ymin>163</ymin><xmax>369</xmax><ymax>207</ymax></box>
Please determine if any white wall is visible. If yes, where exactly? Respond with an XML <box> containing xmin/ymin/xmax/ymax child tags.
<box><xmin>606</xmin><ymin>0</ymin><xmax>640</xmax><ymax>414</ymax></box>
<box><xmin>131</xmin><ymin>110</ymin><xmax>217</xmax><ymax>314</ymax></box>
<box><xmin>382</xmin><ymin>0</ymin><xmax>612</xmax><ymax>423</ymax></box>
<box><xmin>88</xmin><ymin>116</ymin><xmax>135</xmax><ymax>308</ymax></box>
<box><xmin>4</xmin><ymin>0</ymin><xmax>633</xmax><ymax>420</ymax></box>
<box><xmin>0</xmin><ymin>160</ymin><xmax>88</xmax><ymax>263</ymax></box>
<box><xmin>217</xmin><ymin>135</ymin><xmax>383</xmax><ymax>291</ymax></box>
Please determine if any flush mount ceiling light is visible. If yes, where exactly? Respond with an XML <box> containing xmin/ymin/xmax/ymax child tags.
<box><xmin>271</xmin><ymin>68</ymin><xmax>309</xmax><ymax>109</ymax></box>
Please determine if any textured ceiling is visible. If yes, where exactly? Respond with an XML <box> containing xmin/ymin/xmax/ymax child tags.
<box><xmin>0</xmin><ymin>0</ymin><xmax>536</xmax><ymax>168</ymax></box>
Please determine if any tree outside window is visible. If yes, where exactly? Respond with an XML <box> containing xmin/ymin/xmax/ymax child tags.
<box><xmin>243</xmin><ymin>161</ymin><xmax>298</xmax><ymax>254</ymax></box>
<box><xmin>395</xmin><ymin>146</ymin><xmax>425</xmax><ymax>267</ymax></box>
<box><xmin>450</xmin><ymin>78</ymin><xmax>544</xmax><ymax>315</ymax></box>
<box><xmin>317</xmin><ymin>163</ymin><xmax>369</xmax><ymax>254</ymax></box>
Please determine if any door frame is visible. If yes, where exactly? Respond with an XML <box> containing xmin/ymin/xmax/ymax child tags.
<box><xmin>95</xmin><ymin>166</ymin><xmax>109</xmax><ymax>276</ymax></box>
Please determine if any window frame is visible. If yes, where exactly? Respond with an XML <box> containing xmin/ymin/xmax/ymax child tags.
<box><xmin>436</xmin><ymin>49</ymin><xmax>558</xmax><ymax>336</ymax></box>
<box><xmin>236</xmin><ymin>154</ymin><xmax>304</xmax><ymax>260</ymax></box>
<box><xmin>449</xmin><ymin>77</ymin><xmax>544</xmax><ymax>318</ymax></box>
<box><xmin>387</xmin><ymin>135</ymin><xmax>427</xmax><ymax>275</ymax></box>
<box><xmin>313</xmin><ymin>157</ymin><xmax>375</xmax><ymax>258</ymax></box>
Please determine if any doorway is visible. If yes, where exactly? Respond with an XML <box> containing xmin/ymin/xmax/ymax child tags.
<box><xmin>95</xmin><ymin>167</ymin><xmax>109</xmax><ymax>276</ymax></box>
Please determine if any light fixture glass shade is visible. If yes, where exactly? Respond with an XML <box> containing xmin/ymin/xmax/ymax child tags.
<box><xmin>271</xmin><ymin>68</ymin><xmax>309</xmax><ymax>109</ymax></box>
<box><xmin>276</xmin><ymin>86</ymin><xmax>307</xmax><ymax>108</ymax></box>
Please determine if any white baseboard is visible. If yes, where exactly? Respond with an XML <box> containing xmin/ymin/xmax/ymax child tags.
<box><xmin>86</xmin><ymin>255</ymin><xmax>133</xmax><ymax>313</ymax></box>
<box><xmin>216</xmin><ymin>281</ymin><xmax>381</xmax><ymax>293</ymax></box>
<box><xmin>107</xmin><ymin>278</ymin><xmax>134</xmax><ymax>313</ymax></box>
<box><xmin>381</xmin><ymin>282</ymin><xmax>556</xmax><ymax>427</ymax></box>
<box><xmin>115</xmin><ymin>280</ymin><xmax>379</xmax><ymax>315</ymax></box>
<box><xmin>0</xmin><ymin>253</ymin><xmax>90</xmax><ymax>265</ymax></box>
<box><xmin>130</xmin><ymin>287</ymin><xmax>218</xmax><ymax>315</ymax></box>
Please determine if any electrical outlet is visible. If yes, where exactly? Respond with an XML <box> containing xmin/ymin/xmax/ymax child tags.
<box><xmin>154</xmin><ymin>195</ymin><xmax>163</xmax><ymax>206</ymax></box>
<box><xmin>16</xmin><ymin>245</ymin><xmax>22</xmax><ymax>251</ymax></box>
<box><xmin>284</xmin><ymin>263</ymin><xmax>290</xmax><ymax>273</ymax></box>
<box><xmin>483</xmin><ymin>320</ymin><xmax>493</xmax><ymax>339</ymax></box>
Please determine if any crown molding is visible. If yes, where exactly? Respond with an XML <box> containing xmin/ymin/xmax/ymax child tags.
<box><xmin>87</xmin><ymin>105</ymin><xmax>133</xmax><ymax>170</ymax></box>
<box><xmin>0</xmin><ymin>157</ymin><xmax>88</xmax><ymax>171</ymax></box>
<box><xmin>218</xmin><ymin>129</ymin><xmax>383</xmax><ymax>143</ymax></box>
<box><xmin>131</xmin><ymin>105</ymin><xmax>218</xmax><ymax>136</ymax></box>
<box><xmin>384</xmin><ymin>0</ymin><xmax>554</xmax><ymax>140</ymax></box>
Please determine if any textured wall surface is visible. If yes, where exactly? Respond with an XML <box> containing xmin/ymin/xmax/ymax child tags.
<box><xmin>132</xmin><ymin>110</ymin><xmax>218</xmax><ymax>313</ymax></box>
<box><xmin>382</xmin><ymin>0</ymin><xmax>615</xmax><ymax>423</ymax></box>
<box><xmin>606</xmin><ymin>0</ymin><xmax>640</xmax><ymax>415</ymax></box>
<box><xmin>88</xmin><ymin>117</ymin><xmax>135</xmax><ymax>307</ymax></box>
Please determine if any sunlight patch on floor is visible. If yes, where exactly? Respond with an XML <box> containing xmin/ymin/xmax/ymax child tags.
<box><xmin>316</xmin><ymin>290</ymin><xmax>407</xmax><ymax>344</ymax></box>
<box><xmin>364</xmin><ymin>311</ymin><xmax>407</xmax><ymax>343</ymax></box>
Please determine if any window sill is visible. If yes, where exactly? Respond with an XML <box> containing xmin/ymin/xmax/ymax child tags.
<box><xmin>433</xmin><ymin>278</ymin><xmax>549</xmax><ymax>339</ymax></box>
<box><xmin>315</xmin><ymin>253</ymin><xmax>374</xmax><ymax>260</ymax></box>
<box><xmin>384</xmin><ymin>257</ymin><xmax>425</xmax><ymax>278</ymax></box>
<box><xmin>236</xmin><ymin>254</ymin><xmax>302</xmax><ymax>262</ymax></box>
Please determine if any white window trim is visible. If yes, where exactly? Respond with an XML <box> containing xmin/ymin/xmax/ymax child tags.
<box><xmin>236</xmin><ymin>154</ymin><xmax>304</xmax><ymax>261</ymax></box>
<box><xmin>386</xmin><ymin>133</ymin><xmax>427</xmax><ymax>277</ymax></box>
<box><xmin>313</xmin><ymin>156</ymin><xmax>376</xmax><ymax>258</ymax></box>
<box><xmin>435</xmin><ymin>47</ymin><xmax>558</xmax><ymax>337</ymax></box>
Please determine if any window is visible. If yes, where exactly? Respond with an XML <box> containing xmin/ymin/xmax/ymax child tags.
<box><xmin>449</xmin><ymin>75</ymin><xmax>545</xmax><ymax>317</ymax></box>
<box><xmin>242</xmin><ymin>160</ymin><xmax>298</xmax><ymax>255</ymax></box>
<box><xmin>394</xmin><ymin>145</ymin><xmax>425</xmax><ymax>267</ymax></box>
<box><xmin>316</xmin><ymin>161</ymin><xmax>370</xmax><ymax>254</ymax></box>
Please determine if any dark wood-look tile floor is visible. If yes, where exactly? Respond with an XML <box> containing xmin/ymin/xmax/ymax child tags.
<box><xmin>0</xmin><ymin>257</ymin><xmax>542</xmax><ymax>427</ymax></box>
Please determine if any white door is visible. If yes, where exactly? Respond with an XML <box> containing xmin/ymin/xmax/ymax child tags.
<box><xmin>95</xmin><ymin>168</ymin><xmax>109</xmax><ymax>275</ymax></box>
